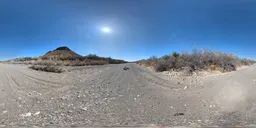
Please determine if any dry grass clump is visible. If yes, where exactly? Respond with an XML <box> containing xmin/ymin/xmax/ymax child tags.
<box><xmin>29</xmin><ymin>65</ymin><xmax>64</xmax><ymax>73</ymax></box>
<box><xmin>138</xmin><ymin>49</ymin><xmax>255</xmax><ymax>73</ymax></box>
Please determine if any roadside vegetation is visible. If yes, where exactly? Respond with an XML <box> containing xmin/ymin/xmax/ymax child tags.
<box><xmin>29</xmin><ymin>65</ymin><xmax>64</xmax><ymax>73</ymax></box>
<box><xmin>16</xmin><ymin>54</ymin><xmax>127</xmax><ymax>66</ymax></box>
<box><xmin>8</xmin><ymin>46</ymin><xmax>127</xmax><ymax>73</ymax></box>
<box><xmin>137</xmin><ymin>49</ymin><xmax>255</xmax><ymax>73</ymax></box>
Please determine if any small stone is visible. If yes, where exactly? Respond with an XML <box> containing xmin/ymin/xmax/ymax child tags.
<box><xmin>81</xmin><ymin>107</ymin><xmax>88</xmax><ymax>111</ymax></box>
<box><xmin>184</xmin><ymin>86</ymin><xmax>188</xmax><ymax>89</ymax></box>
<box><xmin>2</xmin><ymin>111</ymin><xmax>7</xmax><ymax>114</ymax></box>
<box><xmin>174</xmin><ymin>112</ymin><xmax>184</xmax><ymax>116</ymax></box>
<box><xmin>34</xmin><ymin>111</ymin><xmax>40</xmax><ymax>115</ymax></box>
<box><xmin>20</xmin><ymin>112</ymin><xmax>32</xmax><ymax>117</ymax></box>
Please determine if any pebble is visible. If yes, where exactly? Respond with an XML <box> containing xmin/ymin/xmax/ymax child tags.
<box><xmin>34</xmin><ymin>111</ymin><xmax>40</xmax><ymax>115</ymax></box>
<box><xmin>81</xmin><ymin>107</ymin><xmax>88</xmax><ymax>111</ymax></box>
<box><xmin>2</xmin><ymin>111</ymin><xmax>7</xmax><ymax>114</ymax></box>
<box><xmin>20</xmin><ymin>112</ymin><xmax>32</xmax><ymax>117</ymax></box>
<box><xmin>184</xmin><ymin>86</ymin><xmax>188</xmax><ymax>89</ymax></box>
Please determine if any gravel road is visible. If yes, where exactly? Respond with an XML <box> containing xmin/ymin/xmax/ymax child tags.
<box><xmin>0</xmin><ymin>63</ymin><xmax>256</xmax><ymax>127</ymax></box>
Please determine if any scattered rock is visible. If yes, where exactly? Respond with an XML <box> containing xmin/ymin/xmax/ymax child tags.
<box><xmin>184</xmin><ymin>86</ymin><xmax>188</xmax><ymax>89</ymax></box>
<box><xmin>174</xmin><ymin>113</ymin><xmax>184</xmax><ymax>116</ymax></box>
<box><xmin>2</xmin><ymin>111</ymin><xmax>7</xmax><ymax>114</ymax></box>
<box><xmin>20</xmin><ymin>112</ymin><xmax>32</xmax><ymax>117</ymax></box>
<box><xmin>34</xmin><ymin>111</ymin><xmax>40</xmax><ymax>116</ymax></box>
<box><xmin>81</xmin><ymin>107</ymin><xmax>88</xmax><ymax>111</ymax></box>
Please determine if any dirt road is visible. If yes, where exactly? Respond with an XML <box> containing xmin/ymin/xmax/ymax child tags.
<box><xmin>0</xmin><ymin>63</ymin><xmax>256</xmax><ymax>127</ymax></box>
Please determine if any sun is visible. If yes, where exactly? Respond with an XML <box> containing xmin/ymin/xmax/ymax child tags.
<box><xmin>101</xmin><ymin>27</ymin><xmax>112</xmax><ymax>33</ymax></box>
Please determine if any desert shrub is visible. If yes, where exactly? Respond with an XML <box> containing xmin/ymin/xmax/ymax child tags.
<box><xmin>15</xmin><ymin>53</ymin><xmax>127</xmax><ymax>66</ymax></box>
<box><xmin>18</xmin><ymin>57</ymin><xmax>35</xmax><ymax>61</ymax></box>
<box><xmin>41</xmin><ymin>56</ymin><xmax>49</xmax><ymax>60</ymax></box>
<box><xmin>85</xmin><ymin>54</ymin><xmax>101</xmax><ymax>60</ymax></box>
<box><xmin>29</xmin><ymin>65</ymin><xmax>64</xmax><ymax>73</ymax></box>
<box><xmin>105</xmin><ymin>57</ymin><xmax>127</xmax><ymax>64</ymax></box>
<box><xmin>32</xmin><ymin>60</ymin><xmax>56</xmax><ymax>66</ymax></box>
<box><xmin>138</xmin><ymin>49</ymin><xmax>255</xmax><ymax>73</ymax></box>
<box><xmin>88</xmin><ymin>59</ymin><xmax>108</xmax><ymax>65</ymax></box>
<box><xmin>155</xmin><ymin>59</ymin><xmax>169</xmax><ymax>72</ymax></box>
<box><xmin>172</xmin><ymin>52</ymin><xmax>180</xmax><ymax>58</ymax></box>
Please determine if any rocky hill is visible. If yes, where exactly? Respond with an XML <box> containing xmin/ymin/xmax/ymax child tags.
<box><xmin>43</xmin><ymin>46</ymin><xmax>81</xmax><ymax>58</ymax></box>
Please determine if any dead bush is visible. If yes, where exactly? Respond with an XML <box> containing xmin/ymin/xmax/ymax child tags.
<box><xmin>29</xmin><ymin>65</ymin><xmax>64</xmax><ymax>73</ymax></box>
<box><xmin>138</xmin><ymin>49</ymin><xmax>255</xmax><ymax>73</ymax></box>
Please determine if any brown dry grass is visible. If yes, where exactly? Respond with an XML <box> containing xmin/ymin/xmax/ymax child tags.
<box><xmin>29</xmin><ymin>65</ymin><xmax>64</xmax><ymax>73</ymax></box>
<box><xmin>208</xmin><ymin>65</ymin><xmax>223</xmax><ymax>71</ymax></box>
<box><xmin>137</xmin><ymin>49</ymin><xmax>255</xmax><ymax>73</ymax></box>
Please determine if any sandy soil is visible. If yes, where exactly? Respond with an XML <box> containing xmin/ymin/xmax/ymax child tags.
<box><xmin>0</xmin><ymin>63</ymin><xmax>256</xmax><ymax>127</ymax></box>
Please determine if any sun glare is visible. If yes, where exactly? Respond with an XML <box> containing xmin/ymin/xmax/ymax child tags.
<box><xmin>101</xmin><ymin>27</ymin><xmax>112</xmax><ymax>33</ymax></box>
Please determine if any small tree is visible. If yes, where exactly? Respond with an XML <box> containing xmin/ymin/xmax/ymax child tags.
<box><xmin>172</xmin><ymin>52</ymin><xmax>180</xmax><ymax>58</ymax></box>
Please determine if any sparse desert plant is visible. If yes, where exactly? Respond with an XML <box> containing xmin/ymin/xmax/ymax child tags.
<box><xmin>172</xmin><ymin>52</ymin><xmax>180</xmax><ymax>58</ymax></box>
<box><xmin>29</xmin><ymin>65</ymin><xmax>64</xmax><ymax>73</ymax></box>
<box><xmin>137</xmin><ymin>49</ymin><xmax>255</xmax><ymax>73</ymax></box>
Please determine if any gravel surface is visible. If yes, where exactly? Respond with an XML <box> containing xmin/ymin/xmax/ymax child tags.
<box><xmin>0</xmin><ymin>63</ymin><xmax>256</xmax><ymax>127</ymax></box>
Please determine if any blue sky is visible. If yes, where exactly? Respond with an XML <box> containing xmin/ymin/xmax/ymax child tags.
<box><xmin>0</xmin><ymin>0</ymin><xmax>256</xmax><ymax>61</ymax></box>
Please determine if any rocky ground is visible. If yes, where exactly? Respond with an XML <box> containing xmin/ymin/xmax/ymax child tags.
<box><xmin>0</xmin><ymin>63</ymin><xmax>256</xmax><ymax>127</ymax></box>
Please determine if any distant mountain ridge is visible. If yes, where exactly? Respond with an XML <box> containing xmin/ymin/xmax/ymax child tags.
<box><xmin>9</xmin><ymin>46</ymin><xmax>128</xmax><ymax>66</ymax></box>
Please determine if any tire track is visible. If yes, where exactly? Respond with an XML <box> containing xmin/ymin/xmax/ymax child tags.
<box><xmin>18</xmin><ymin>71</ymin><xmax>64</xmax><ymax>87</ymax></box>
<box><xmin>10</xmin><ymin>75</ymin><xmax>20</xmax><ymax>87</ymax></box>
<box><xmin>4</xmin><ymin>71</ymin><xmax>23</xmax><ymax>98</ymax></box>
